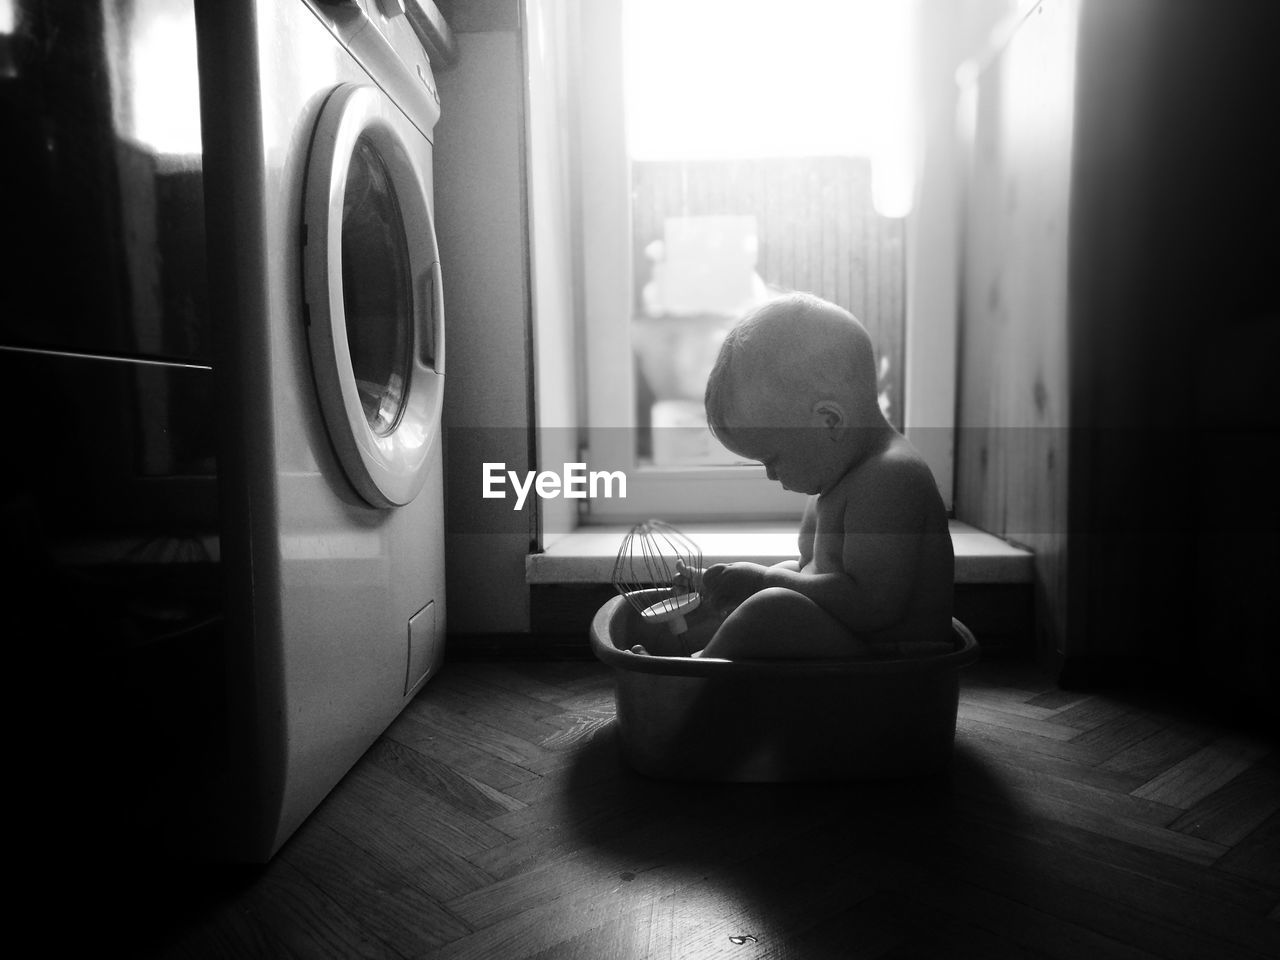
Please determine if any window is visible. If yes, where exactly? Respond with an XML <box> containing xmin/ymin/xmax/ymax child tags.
<box><xmin>572</xmin><ymin>0</ymin><xmax>950</xmax><ymax>523</ymax></box>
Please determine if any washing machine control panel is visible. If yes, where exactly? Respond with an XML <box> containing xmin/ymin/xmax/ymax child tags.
<box><xmin>306</xmin><ymin>0</ymin><xmax>444</xmax><ymax>138</ymax></box>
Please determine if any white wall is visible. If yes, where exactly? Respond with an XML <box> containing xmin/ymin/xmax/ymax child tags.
<box><xmin>525</xmin><ymin>0</ymin><xmax>582</xmax><ymax>543</ymax></box>
<box><xmin>435</xmin><ymin>23</ymin><xmax>535</xmax><ymax>635</ymax></box>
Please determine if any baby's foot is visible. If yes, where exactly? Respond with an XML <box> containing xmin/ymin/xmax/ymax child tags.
<box><xmin>629</xmin><ymin>644</ymin><xmax>650</xmax><ymax>656</ymax></box>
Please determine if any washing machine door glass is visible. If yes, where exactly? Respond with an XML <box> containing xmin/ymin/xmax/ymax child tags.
<box><xmin>342</xmin><ymin>138</ymin><xmax>412</xmax><ymax>437</ymax></box>
<box><xmin>304</xmin><ymin>84</ymin><xmax>445</xmax><ymax>508</ymax></box>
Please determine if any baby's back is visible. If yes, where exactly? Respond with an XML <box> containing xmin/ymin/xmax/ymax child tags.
<box><xmin>806</xmin><ymin>435</ymin><xmax>954</xmax><ymax>650</ymax></box>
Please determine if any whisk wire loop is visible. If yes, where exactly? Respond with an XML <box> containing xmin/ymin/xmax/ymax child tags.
<box><xmin>611</xmin><ymin>519</ymin><xmax>703</xmax><ymax>637</ymax></box>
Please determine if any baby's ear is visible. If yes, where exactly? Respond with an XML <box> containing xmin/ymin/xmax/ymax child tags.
<box><xmin>811</xmin><ymin>399</ymin><xmax>846</xmax><ymax>432</ymax></box>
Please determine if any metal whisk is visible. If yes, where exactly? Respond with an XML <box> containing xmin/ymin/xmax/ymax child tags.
<box><xmin>611</xmin><ymin>519</ymin><xmax>703</xmax><ymax>638</ymax></box>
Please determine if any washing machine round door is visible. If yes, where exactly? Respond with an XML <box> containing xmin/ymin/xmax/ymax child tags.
<box><xmin>303</xmin><ymin>83</ymin><xmax>445</xmax><ymax>508</ymax></box>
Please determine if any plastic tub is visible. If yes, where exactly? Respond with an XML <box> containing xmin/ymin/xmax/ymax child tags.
<box><xmin>589</xmin><ymin>592</ymin><xmax>980</xmax><ymax>781</ymax></box>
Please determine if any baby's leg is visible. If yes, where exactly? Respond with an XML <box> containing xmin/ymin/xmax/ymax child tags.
<box><xmin>696</xmin><ymin>587</ymin><xmax>868</xmax><ymax>659</ymax></box>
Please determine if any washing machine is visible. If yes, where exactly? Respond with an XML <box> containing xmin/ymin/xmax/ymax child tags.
<box><xmin>0</xmin><ymin>0</ymin><xmax>451</xmax><ymax>863</ymax></box>
<box><xmin>196</xmin><ymin>0</ymin><xmax>451</xmax><ymax>858</ymax></box>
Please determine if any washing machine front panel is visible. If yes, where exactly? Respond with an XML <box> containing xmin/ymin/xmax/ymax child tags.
<box><xmin>245</xmin><ymin>0</ymin><xmax>447</xmax><ymax>854</ymax></box>
<box><xmin>303</xmin><ymin>81</ymin><xmax>445</xmax><ymax>509</ymax></box>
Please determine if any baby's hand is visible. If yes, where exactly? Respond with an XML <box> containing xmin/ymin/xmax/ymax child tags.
<box><xmin>673</xmin><ymin>559</ymin><xmax>704</xmax><ymax>591</ymax></box>
<box><xmin>700</xmin><ymin>562</ymin><xmax>768</xmax><ymax>616</ymax></box>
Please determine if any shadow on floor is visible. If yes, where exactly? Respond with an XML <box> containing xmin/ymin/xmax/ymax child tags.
<box><xmin>558</xmin><ymin>723</ymin><xmax>1035</xmax><ymax>959</ymax></box>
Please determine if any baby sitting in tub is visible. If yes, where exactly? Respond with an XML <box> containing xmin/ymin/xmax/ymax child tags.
<box><xmin>684</xmin><ymin>292</ymin><xmax>954</xmax><ymax>660</ymax></box>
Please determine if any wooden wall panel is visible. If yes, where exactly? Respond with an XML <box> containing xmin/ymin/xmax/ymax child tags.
<box><xmin>955</xmin><ymin>0</ymin><xmax>1078</xmax><ymax>661</ymax></box>
<box><xmin>957</xmin><ymin>0</ymin><xmax>1278</xmax><ymax>718</ymax></box>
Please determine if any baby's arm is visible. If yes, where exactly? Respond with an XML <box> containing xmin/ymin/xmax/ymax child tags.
<box><xmin>740</xmin><ymin>459</ymin><xmax>931</xmax><ymax>635</ymax></box>
<box><xmin>698</xmin><ymin>497</ymin><xmax>811</xmax><ymax>614</ymax></box>
<box><xmin>698</xmin><ymin>560</ymin><xmax>797</xmax><ymax>616</ymax></box>
<box><xmin>699</xmin><ymin>561</ymin><xmax>768</xmax><ymax>615</ymax></box>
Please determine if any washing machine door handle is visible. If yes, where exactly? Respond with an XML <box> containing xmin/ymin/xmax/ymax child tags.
<box><xmin>420</xmin><ymin>258</ymin><xmax>444</xmax><ymax>375</ymax></box>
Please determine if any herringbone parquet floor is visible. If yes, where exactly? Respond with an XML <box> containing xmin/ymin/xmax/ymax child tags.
<box><xmin>124</xmin><ymin>657</ymin><xmax>1277</xmax><ymax>959</ymax></box>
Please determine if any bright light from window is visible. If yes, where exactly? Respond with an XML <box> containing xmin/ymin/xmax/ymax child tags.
<box><xmin>622</xmin><ymin>0</ymin><xmax>916</xmax><ymax>216</ymax></box>
<box><xmin>105</xmin><ymin>0</ymin><xmax>203</xmax><ymax>156</ymax></box>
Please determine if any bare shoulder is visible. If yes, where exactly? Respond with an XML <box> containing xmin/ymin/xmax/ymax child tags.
<box><xmin>840</xmin><ymin>434</ymin><xmax>937</xmax><ymax>496</ymax></box>
<box><xmin>831</xmin><ymin>435</ymin><xmax>946</xmax><ymax>531</ymax></box>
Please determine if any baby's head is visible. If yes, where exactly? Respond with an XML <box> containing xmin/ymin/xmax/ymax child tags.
<box><xmin>704</xmin><ymin>293</ymin><xmax>887</xmax><ymax>493</ymax></box>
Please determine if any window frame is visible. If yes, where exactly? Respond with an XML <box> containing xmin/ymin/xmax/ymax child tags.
<box><xmin>570</xmin><ymin>0</ymin><xmax>956</xmax><ymax>526</ymax></box>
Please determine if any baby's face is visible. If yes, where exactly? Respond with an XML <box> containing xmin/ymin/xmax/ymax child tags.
<box><xmin>722</xmin><ymin>395</ymin><xmax>844</xmax><ymax>496</ymax></box>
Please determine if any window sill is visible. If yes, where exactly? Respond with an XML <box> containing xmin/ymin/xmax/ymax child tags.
<box><xmin>528</xmin><ymin>519</ymin><xmax>1033</xmax><ymax>585</ymax></box>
